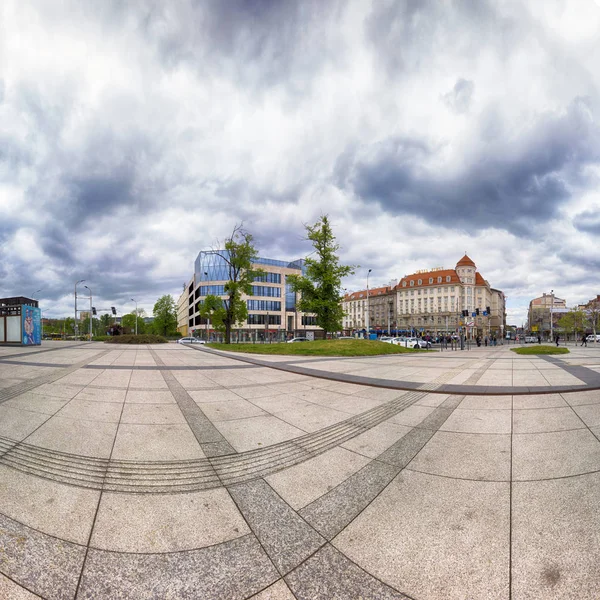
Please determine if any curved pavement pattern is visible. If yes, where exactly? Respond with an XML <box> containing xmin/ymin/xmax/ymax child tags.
<box><xmin>0</xmin><ymin>341</ymin><xmax>600</xmax><ymax>599</ymax></box>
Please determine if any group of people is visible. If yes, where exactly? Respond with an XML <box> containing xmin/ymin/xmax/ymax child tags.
<box><xmin>476</xmin><ymin>335</ymin><xmax>498</xmax><ymax>347</ymax></box>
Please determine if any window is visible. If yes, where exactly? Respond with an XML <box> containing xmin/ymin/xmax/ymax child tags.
<box><xmin>251</xmin><ymin>286</ymin><xmax>281</xmax><ymax>297</ymax></box>
<box><xmin>418</xmin><ymin>279</ymin><xmax>422</xmax><ymax>285</ymax></box>
<box><xmin>446</xmin><ymin>276</ymin><xmax>451</xmax><ymax>282</ymax></box>
<box><xmin>410</xmin><ymin>281</ymin><xmax>414</xmax><ymax>286</ymax></box>
<box><xmin>199</xmin><ymin>285</ymin><xmax>226</xmax><ymax>296</ymax></box>
<box><xmin>437</xmin><ymin>277</ymin><xmax>442</xmax><ymax>283</ymax></box>
<box><xmin>247</xmin><ymin>300</ymin><xmax>282</xmax><ymax>311</ymax></box>
<box><xmin>254</xmin><ymin>272</ymin><xmax>281</xmax><ymax>284</ymax></box>
<box><xmin>429</xmin><ymin>278</ymin><xmax>433</xmax><ymax>284</ymax></box>
<box><xmin>247</xmin><ymin>314</ymin><xmax>281</xmax><ymax>325</ymax></box>
<box><xmin>403</xmin><ymin>281</ymin><xmax>407</xmax><ymax>287</ymax></box>
<box><xmin>301</xmin><ymin>315</ymin><xmax>317</xmax><ymax>326</ymax></box>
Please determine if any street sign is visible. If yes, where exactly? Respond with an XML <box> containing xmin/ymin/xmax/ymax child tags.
<box><xmin>483</xmin><ymin>311</ymin><xmax>488</xmax><ymax>316</ymax></box>
<box><xmin>467</xmin><ymin>321</ymin><xmax>475</xmax><ymax>326</ymax></box>
<box><xmin>471</xmin><ymin>312</ymin><xmax>476</xmax><ymax>317</ymax></box>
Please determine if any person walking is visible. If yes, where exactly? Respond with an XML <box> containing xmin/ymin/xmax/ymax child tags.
<box><xmin>538</xmin><ymin>335</ymin><xmax>541</xmax><ymax>344</ymax></box>
<box><xmin>555</xmin><ymin>334</ymin><xmax>560</xmax><ymax>346</ymax></box>
<box><xmin>581</xmin><ymin>335</ymin><xmax>587</xmax><ymax>347</ymax></box>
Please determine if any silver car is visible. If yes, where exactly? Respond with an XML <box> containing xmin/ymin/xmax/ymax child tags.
<box><xmin>177</xmin><ymin>337</ymin><xmax>206</xmax><ymax>345</ymax></box>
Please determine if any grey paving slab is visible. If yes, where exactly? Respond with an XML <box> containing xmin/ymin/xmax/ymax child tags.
<box><xmin>119</xmin><ymin>402</ymin><xmax>187</xmax><ymax>424</ymax></box>
<box><xmin>24</xmin><ymin>415</ymin><xmax>118</xmax><ymax>458</ymax></box>
<box><xmin>512</xmin><ymin>393</ymin><xmax>568</xmax><ymax>409</ymax></box>
<box><xmin>409</xmin><ymin>431</ymin><xmax>511</xmax><ymax>481</ymax></box>
<box><xmin>91</xmin><ymin>488</ymin><xmax>249</xmax><ymax>552</ymax></box>
<box><xmin>198</xmin><ymin>398</ymin><xmax>269</xmax><ymax>421</ymax></box>
<box><xmin>333</xmin><ymin>470</ymin><xmax>510</xmax><ymax>600</ymax></box>
<box><xmin>250</xmin><ymin>579</ymin><xmax>296</xmax><ymax>599</ymax></box>
<box><xmin>512</xmin><ymin>429</ymin><xmax>600</xmax><ymax>480</ymax></box>
<box><xmin>55</xmin><ymin>398</ymin><xmax>124</xmax><ymax>423</ymax></box>
<box><xmin>0</xmin><ymin>574</ymin><xmax>41</xmax><ymax>600</ymax></box>
<box><xmin>298</xmin><ymin>460</ymin><xmax>400</xmax><ymax>540</ymax></box>
<box><xmin>512</xmin><ymin>473</ymin><xmax>600</xmax><ymax>599</ymax></box>
<box><xmin>78</xmin><ymin>534</ymin><xmax>279</xmax><ymax>600</ymax></box>
<box><xmin>458</xmin><ymin>394</ymin><xmax>513</xmax><ymax>410</ymax></box>
<box><xmin>265</xmin><ymin>446</ymin><xmax>371</xmax><ymax>510</ymax></box>
<box><xmin>440</xmin><ymin>407</ymin><xmax>512</xmax><ymax>434</ymax></box>
<box><xmin>228</xmin><ymin>478</ymin><xmax>325</xmax><ymax>575</ymax></box>
<box><xmin>0</xmin><ymin>464</ymin><xmax>99</xmax><ymax>544</ymax></box>
<box><xmin>563</xmin><ymin>389</ymin><xmax>600</xmax><ymax>406</ymax></box>
<box><xmin>571</xmin><ymin>402</ymin><xmax>600</xmax><ymax>428</ymax></box>
<box><xmin>0</xmin><ymin>512</ymin><xmax>85</xmax><ymax>600</ymax></box>
<box><xmin>110</xmin><ymin>423</ymin><xmax>205</xmax><ymax>460</ymax></box>
<box><xmin>285</xmin><ymin>543</ymin><xmax>409</xmax><ymax>600</ymax></box>
<box><xmin>72</xmin><ymin>387</ymin><xmax>126</xmax><ymax>403</ymax></box>
<box><xmin>340</xmin><ymin>420</ymin><xmax>412</xmax><ymax>458</ymax></box>
<box><xmin>513</xmin><ymin>406</ymin><xmax>586</xmax><ymax>434</ymax></box>
<box><xmin>124</xmin><ymin>389</ymin><xmax>175</xmax><ymax>403</ymax></box>
<box><xmin>3</xmin><ymin>392</ymin><xmax>71</xmax><ymax>415</ymax></box>
<box><xmin>0</xmin><ymin>406</ymin><xmax>51</xmax><ymax>440</ymax></box>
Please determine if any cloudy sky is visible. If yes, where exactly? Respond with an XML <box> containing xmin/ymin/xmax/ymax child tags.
<box><xmin>1</xmin><ymin>0</ymin><xmax>600</xmax><ymax>327</ymax></box>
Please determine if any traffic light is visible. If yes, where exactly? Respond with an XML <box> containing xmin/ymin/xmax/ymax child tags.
<box><xmin>476</xmin><ymin>308</ymin><xmax>480</xmax><ymax>316</ymax></box>
<box><xmin>92</xmin><ymin>307</ymin><xmax>97</xmax><ymax>316</ymax></box>
<box><xmin>111</xmin><ymin>306</ymin><xmax>116</xmax><ymax>315</ymax></box>
<box><xmin>462</xmin><ymin>310</ymin><xmax>468</xmax><ymax>317</ymax></box>
<box><xmin>486</xmin><ymin>306</ymin><xmax>491</xmax><ymax>315</ymax></box>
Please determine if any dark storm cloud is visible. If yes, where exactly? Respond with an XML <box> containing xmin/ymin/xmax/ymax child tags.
<box><xmin>343</xmin><ymin>97</ymin><xmax>600</xmax><ymax>234</ymax></box>
<box><xmin>573</xmin><ymin>209</ymin><xmax>600</xmax><ymax>235</ymax></box>
<box><xmin>442</xmin><ymin>79</ymin><xmax>475</xmax><ymax>114</ymax></box>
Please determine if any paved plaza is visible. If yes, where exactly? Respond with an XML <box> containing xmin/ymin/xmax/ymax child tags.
<box><xmin>1</xmin><ymin>341</ymin><xmax>600</xmax><ymax>599</ymax></box>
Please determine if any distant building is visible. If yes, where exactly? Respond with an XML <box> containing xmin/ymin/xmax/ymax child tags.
<box><xmin>343</xmin><ymin>255</ymin><xmax>506</xmax><ymax>338</ymax></box>
<box><xmin>528</xmin><ymin>293</ymin><xmax>567</xmax><ymax>335</ymax></box>
<box><xmin>177</xmin><ymin>250</ymin><xmax>321</xmax><ymax>341</ymax></box>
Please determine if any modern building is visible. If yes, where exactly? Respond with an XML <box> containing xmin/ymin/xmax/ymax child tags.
<box><xmin>343</xmin><ymin>255</ymin><xmax>506</xmax><ymax>338</ymax></box>
<box><xmin>528</xmin><ymin>293</ymin><xmax>567</xmax><ymax>336</ymax></box>
<box><xmin>177</xmin><ymin>250</ymin><xmax>321</xmax><ymax>341</ymax></box>
<box><xmin>0</xmin><ymin>296</ymin><xmax>41</xmax><ymax>345</ymax></box>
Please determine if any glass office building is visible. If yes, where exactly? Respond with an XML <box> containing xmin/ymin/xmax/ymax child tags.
<box><xmin>178</xmin><ymin>250</ymin><xmax>320</xmax><ymax>341</ymax></box>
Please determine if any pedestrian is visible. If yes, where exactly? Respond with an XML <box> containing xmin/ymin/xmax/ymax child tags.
<box><xmin>582</xmin><ymin>335</ymin><xmax>587</xmax><ymax>347</ymax></box>
<box><xmin>484</xmin><ymin>336</ymin><xmax>488</xmax><ymax>347</ymax></box>
<box><xmin>538</xmin><ymin>335</ymin><xmax>541</xmax><ymax>344</ymax></box>
<box><xmin>555</xmin><ymin>334</ymin><xmax>559</xmax><ymax>346</ymax></box>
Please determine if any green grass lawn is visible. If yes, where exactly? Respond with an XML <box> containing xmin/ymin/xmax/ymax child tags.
<box><xmin>207</xmin><ymin>339</ymin><xmax>426</xmax><ymax>356</ymax></box>
<box><xmin>510</xmin><ymin>345</ymin><xmax>570</xmax><ymax>356</ymax></box>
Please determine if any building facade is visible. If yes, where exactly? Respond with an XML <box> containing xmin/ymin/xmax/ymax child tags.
<box><xmin>343</xmin><ymin>255</ymin><xmax>506</xmax><ymax>338</ymax></box>
<box><xmin>177</xmin><ymin>250</ymin><xmax>321</xmax><ymax>341</ymax></box>
<box><xmin>527</xmin><ymin>293</ymin><xmax>567</xmax><ymax>336</ymax></box>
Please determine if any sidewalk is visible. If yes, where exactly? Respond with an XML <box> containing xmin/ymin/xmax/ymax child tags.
<box><xmin>0</xmin><ymin>342</ymin><xmax>599</xmax><ymax>599</ymax></box>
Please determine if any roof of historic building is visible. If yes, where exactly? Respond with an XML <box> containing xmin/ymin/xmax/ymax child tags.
<box><xmin>456</xmin><ymin>254</ymin><xmax>476</xmax><ymax>268</ymax></box>
<box><xmin>344</xmin><ymin>286</ymin><xmax>391</xmax><ymax>301</ymax></box>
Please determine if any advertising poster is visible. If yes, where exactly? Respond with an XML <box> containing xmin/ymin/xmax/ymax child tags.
<box><xmin>22</xmin><ymin>305</ymin><xmax>41</xmax><ymax>345</ymax></box>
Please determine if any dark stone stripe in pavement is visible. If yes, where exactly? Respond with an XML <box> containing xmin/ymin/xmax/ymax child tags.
<box><xmin>228</xmin><ymin>478</ymin><xmax>325</xmax><ymax>575</ymax></box>
<box><xmin>539</xmin><ymin>355</ymin><xmax>600</xmax><ymax>386</ymax></box>
<box><xmin>195</xmin><ymin>346</ymin><xmax>600</xmax><ymax>395</ymax></box>
<box><xmin>285</xmin><ymin>543</ymin><xmax>410</xmax><ymax>600</ymax></box>
<box><xmin>77</xmin><ymin>534</ymin><xmax>279</xmax><ymax>599</ymax></box>
<box><xmin>148</xmin><ymin>349</ymin><xmax>236</xmax><ymax>458</ymax></box>
<box><xmin>0</xmin><ymin>512</ymin><xmax>86</xmax><ymax>600</ymax></box>
<box><xmin>0</xmin><ymin>349</ymin><xmax>113</xmax><ymax>406</ymax></box>
<box><xmin>298</xmin><ymin>396</ymin><xmax>462</xmax><ymax>540</ymax></box>
<box><xmin>0</xmin><ymin>342</ymin><xmax>91</xmax><ymax>361</ymax></box>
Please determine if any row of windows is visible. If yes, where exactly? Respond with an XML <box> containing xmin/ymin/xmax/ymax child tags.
<box><xmin>247</xmin><ymin>314</ymin><xmax>282</xmax><ymax>325</ymax></box>
<box><xmin>302</xmin><ymin>316</ymin><xmax>317</xmax><ymax>326</ymax></box>
<box><xmin>403</xmin><ymin>275</ymin><xmax>452</xmax><ymax>287</ymax></box>
<box><xmin>252</xmin><ymin>286</ymin><xmax>281</xmax><ymax>298</ymax></box>
<box><xmin>199</xmin><ymin>285</ymin><xmax>226</xmax><ymax>296</ymax></box>
<box><xmin>246</xmin><ymin>300</ymin><xmax>282</xmax><ymax>311</ymax></box>
<box><xmin>254</xmin><ymin>272</ymin><xmax>282</xmax><ymax>284</ymax></box>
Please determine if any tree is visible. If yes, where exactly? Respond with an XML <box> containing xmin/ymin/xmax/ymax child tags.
<box><xmin>99</xmin><ymin>313</ymin><xmax>112</xmax><ymax>332</ymax></box>
<box><xmin>198</xmin><ymin>295</ymin><xmax>224</xmax><ymax>339</ymax></box>
<box><xmin>207</xmin><ymin>225</ymin><xmax>262</xmax><ymax>344</ymax></box>
<box><xmin>287</xmin><ymin>215</ymin><xmax>356</xmax><ymax>336</ymax></box>
<box><xmin>152</xmin><ymin>295</ymin><xmax>177</xmax><ymax>336</ymax></box>
<box><xmin>557</xmin><ymin>308</ymin><xmax>587</xmax><ymax>341</ymax></box>
<box><xmin>122</xmin><ymin>313</ymin><xmax>146</xmax><ymax>334</ymax></box>
<box><xmin>586</xmin><ymin>298</ymin><xmax>600</xmax><ymax>340</ymax></box>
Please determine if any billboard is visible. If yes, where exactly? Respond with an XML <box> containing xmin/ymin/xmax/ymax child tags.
<box><xmin>22</xmin><ymin>305</ymin><xmax>41</xmax><ymax>345</ymax></box>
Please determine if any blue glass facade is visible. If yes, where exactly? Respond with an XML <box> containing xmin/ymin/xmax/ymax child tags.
<box><xmin>247</xmin><ymin>300</ymin><xmax>282</xmax><ymax>311</ymax></box>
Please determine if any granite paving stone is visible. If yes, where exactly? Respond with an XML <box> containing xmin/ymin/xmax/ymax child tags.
<box><xmin>440</xmin><ymin>407</ymin><xmax>512</xmax><ymax>434</ymax></box>
<box><xmin>333</xmin><ymin>470</ymin><xmax>510</xmax><ymax>600</ymax></box>
<box><xmin>78</xmin><ymin>534</ymin><xmax>280</xmax><ymax>599</ymax></box>
<box><xmin>250</xmin><ymin>579</ymin><xmax>297</xmax><ymax>599</ymax></box>
<box><xmin>0</xmin><ymin>406</ymin><xmax>51</xmax><ymax>440</ymax></box>
<box><xmin>512</xmin><ymin>473</ymin><xmax>600</xmax><ymax>599</ymax></box>
<box><xmin>228</xmin><ymin>478</ymin><xmax>325</xmax><ymax>575</ymax></box>
<box><xmin>571</xmin><ymin>402</ymin><xmax>600</xmax><ymax>428</ymax></box>
<box><xmin>285</xmin><ymin>543</ymin><xmax>409</xmax><ymax>600</ymax></box>
<box><xmin>91</xmin><ymin>488</ymin><xmax>249</xmax><ymax>553</ymax></box>
<box><xmin>0</xmin><ymin>512</ymin><xmax>85</xmax><ymax>600</ymax></box>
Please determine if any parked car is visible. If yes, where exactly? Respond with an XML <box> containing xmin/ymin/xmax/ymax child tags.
<box><xmin>336</xmin><ymin>336</ymin><xmax>355</xmax><ymax>340</ymax></box>
<box><xmin>586</xmin><ymin>334</ymin><xmax>600</xmax><ymax>342</ymax></box>
<box><xmin>177</xmin><ymin>337</ymin><xmax>206</xmax><ymax>344</ymax></box>
<box><xmin>287</xmin><ymin>337</ymin><xmax>310</xmax><ymax>343</ymax></box>
<box><xmin>379</xmin><ymin>337</ymin><xmax>395</xmax><ymax>344</ymax></box>
<box><xmin>395</xmin><ymin>337</ymin><xmax>430</xmax><ymax>349</ymax></box>
<box><xmin>524</xmin><ymin>336</ymin><xmax>538</xmax><ymax>343</ymax></box>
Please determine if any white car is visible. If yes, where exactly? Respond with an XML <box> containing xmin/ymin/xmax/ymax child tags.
<box><xmin>378</xmin><ymin>337</ymin><xmax>395</xmax><ymax>344</ymax></box>
<box><xmin>178</xmin><ymin>337</ymin><xmax>206</xmax><ymax>344</ymax></box>
<box><xmin>395</xmin><ymin>337</ymin><xmax>430</xmax><ymax>349</ymax></box>
<box><xmin>524</xmin><ymin>336</ymin><xmax>538</xmax><ymax>343</ymax></box>
<box><xmin>586</xmin><ymin>334</ymin><xmax>600</xmax><ymax>342</ymax></box>
<box><xmin>287</xmin><ymin>337</ymin><xmax>310</xmax><ymax>343</ymax></box>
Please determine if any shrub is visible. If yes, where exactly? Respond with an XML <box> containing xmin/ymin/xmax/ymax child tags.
<box><xmin>104</xmin><ymin>334</ymin><xmax>169</xmax><ymax>344</ymax></box>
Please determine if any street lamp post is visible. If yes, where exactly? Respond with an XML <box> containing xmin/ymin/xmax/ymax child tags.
<box><xmin>74</xmin><ymin>280</ymin><xmax>85</xmax><ymax>338</ymax></box>
<box><xmin>550</xmin><ymin>289</ymin><xmax>554</xmax><ymax>342</ymax></box>
<box><xmin>32</xmin><ymin>289</ymin><xmax>42</xmax><ymax>301</ymax></box>
<box><xmin>131</xmin><ymin>298</ymin><xmax>138</xmax><ymax>335</ymax></box>
<box><xmin>84</xmin><ymin>286</ymin><xmax>92</xmax><ymax>341</ymax></box>
<box><xmin>366</xmin><ymin>269</ymin><xmax>372</xmax><ymax>339</ymax></box>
